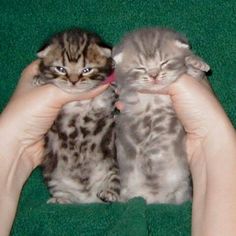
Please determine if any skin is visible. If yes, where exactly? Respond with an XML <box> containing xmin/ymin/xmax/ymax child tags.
<box><xmin>0</xmin><ymin>61</ymin><xmax>236</xmax><ymax>236</ymax></box>
<box><xmin>167</xmin><ymin>76</ymin><xmax>236</xmax><ymax>236</ymax></box>
<box><xmin>0</xmin><ymin>60</ymin><xmax>109</xmax><ymax>236</ymax></box>
<box><xmin>117</xmin><ymin>75</ymin><xmax>236</xmax><ymax>236</ymax></box>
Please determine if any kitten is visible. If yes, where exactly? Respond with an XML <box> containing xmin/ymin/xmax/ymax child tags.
<box><xmin>113</xmin><ymin>28</ymin><xmax>210</xmax><ymax>204</ymax></box>
<box><xmin>34</xmin><ymin>28</ymin><xmax>120</xmax><ymax>204</ymax></box>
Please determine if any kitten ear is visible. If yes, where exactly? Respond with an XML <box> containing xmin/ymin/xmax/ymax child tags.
<box><xmin>112</xmin><ymin>45</ymin><xmax>123</xmax><ymax>64</ymax></box>
<box><xmin>92</xmin><ymin>43</ymin><xmax>112</xmax><ymax>58</ymax></box>
<box><xmin>98</xmin><ymin>46</ymin><xmax>112</xmax><ymax>57</ymax></box>
<box><xmin>185</xmin><ymin>55</ymin><xmax>210</xmax><ymax>72</ymax></box>
<box><xmin>175</xmin><ymin>40</ymin><xmax>190</xmax><ymax>49</ymax></box>
<box><xmin>113</xmin><ymin>53</ymin><xmax>123</xmax><ymax>64</ymax></box>
<box><xmin>37</xmin><ymin>44</ymin><xmax>54</xmax><ymax>58</ymax></box>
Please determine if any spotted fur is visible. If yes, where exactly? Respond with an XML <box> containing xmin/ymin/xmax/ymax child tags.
<box><xmin>113</xmin><ymin>28</ymin><xmax>210</xmax><ymax>204</ymax></box>
<box><xmin>34</xmin><ymin>28</ymin><xmax>120</xmax><ymax>203</ymax></box>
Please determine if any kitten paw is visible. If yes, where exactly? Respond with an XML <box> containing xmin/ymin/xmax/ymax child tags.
<box><xmin>32</xmin><ymin>76</ymin><xmax>46</xmax><ymax>87</ymax></box>
<box><xmin>47</xmin><ymin>197</ymin><xmax>72</xmax><ymax>204</ymax></box>
<box><xmin>97</xmin><ymin>189</ymin><xmax>119</xmax><ymax>202</ymax></box>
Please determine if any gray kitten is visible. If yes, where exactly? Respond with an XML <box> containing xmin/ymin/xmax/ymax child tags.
<box><xmin>34</xmin><ymin>29</ymin><xmax>120</xmax><ymax>204</ymax></box>
<box><xmin>113</xmin><ymin>28</ymin><xmax>210</xmax><ymax>204</ymax></box>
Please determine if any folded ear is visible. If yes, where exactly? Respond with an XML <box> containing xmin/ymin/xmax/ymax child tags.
<box><xmin>112</xmin><ymin>45</ymin><xmax>123</xmax><ymax>64</ymax></box>
<box><xmin>185</xmin><ymin>55</ymin><xmax>210</xmax><ymax>72</ymax></box>
<box><xmin>174</xmin><ymin>39</ymin><xmax>190</xmax><ymax>49</ymax></box>
<box><xmin>89</xmin><ymin>36</ymin><xmax>112</xmax><ymax>57</ymax></box>
<box><xmin>174</xmin><ymin>33</ymin><xmax>190</xmax><ymax>49</ymax></box>
<box><xmin>89</xmin><ymin>42</ymin><xmax>112</xmax><ymax>58</ymax></box>
<box><xmin>37</xmin><ymin>44</ymin><xmax>54</xmax><ymax>58</ymax></box>
<box><xmin>97</xmin><ymin>45</ymin><xmax>112</xmax><ymax>57</ymax></box>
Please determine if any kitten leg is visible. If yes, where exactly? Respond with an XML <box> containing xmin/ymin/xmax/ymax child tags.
<box><xmin>46</xmin><ymin>178</ymin><xmax>78</xmax><ymax>204</ymax></box>
<box><xmin>47</xmin><ymin>197</ymin><xmax>73</xmax><ymax>204</ymax></box>
<box><xmin>97</xmin><ymin>167</ymin><xmax>120</xmax><ymax>202</ymax></box>
<box><xmin>47</xmin><ymin>188</ymin><xmax>79</xmax><ymax>204</ymax></box>
<box><xmin>32</xmin><ymin>75</ymin><xmax>46</xmax><ymax>87</ymax></box>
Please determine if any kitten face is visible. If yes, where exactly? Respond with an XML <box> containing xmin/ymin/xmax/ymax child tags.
<box><xmin>113</xmin><ymin>28</ymin><xmax>209</xmax><ymax>92</ymax></box>
<box><xmin>37</xmin><ymin>29</ymin><xmax>113</xmax><ymax>93</ymax></box>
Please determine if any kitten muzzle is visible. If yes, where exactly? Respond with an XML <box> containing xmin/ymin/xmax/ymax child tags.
<box><xmin>69</xmin><ymin>74</ymin><xmax>84</xmax><ymax>85</ymax></box>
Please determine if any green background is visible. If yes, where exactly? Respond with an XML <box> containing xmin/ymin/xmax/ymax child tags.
<box><xmin>0</xmin><ymin>0</ymin><xmax>235</xmax><ymax>235</ymax></box>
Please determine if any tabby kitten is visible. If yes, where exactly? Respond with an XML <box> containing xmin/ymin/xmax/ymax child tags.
<box><xmin>113</xmin><ymin>28</ymin><xmax>210</xmax><ymax>204</ymax></box>
<box><xmin>34</xmin><ymin>29</ymin><xmax>120</xmax><ymax>204</ymax></box>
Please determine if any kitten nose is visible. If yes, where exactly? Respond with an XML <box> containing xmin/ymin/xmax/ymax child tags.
<box><xmin>70</xmin><ymin>74</ymin><xmax>79</xmax><ymax>85</ymax></box>
<box><xmin>148</xmin><ymin>70</ymin><xmax>159</xmax><ymax>79</ymax></box>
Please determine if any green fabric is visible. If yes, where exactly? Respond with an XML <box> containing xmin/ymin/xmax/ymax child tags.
<box><xmin>0</xmin><ymin>0</ymin><xmax>235</xmax><ymax>235</ymax></box>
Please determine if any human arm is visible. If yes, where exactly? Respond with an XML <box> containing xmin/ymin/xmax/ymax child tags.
<box><xmin>0</xmin><ymin>61</ymin><xmax>109</xmax><ymax>236</ymax></box>
<box><xmin>167</xmin><ymin>75</ymin><xmax>236</xmax><ymax>236</ymax></box>
<box><xmin>116</xmin><ymin>73</ymin><xmax>236</xmax><ymax>235</ymax></box>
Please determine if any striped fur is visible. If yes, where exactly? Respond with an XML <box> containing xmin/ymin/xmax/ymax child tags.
<box><xmin>113</xmin><ymin>28</ymin><xmax>209</xmax><ymax>204</ymax></box>
<box><xmin>34</xmin><ymin>28</ymin><xmax>120</xmax><ymax>204</ymax></box>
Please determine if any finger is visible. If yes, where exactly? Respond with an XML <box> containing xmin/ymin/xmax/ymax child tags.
<box><xmin>168</xmin><ymin>74</ymin><xmax>212</xmax><ymax>97</ymax></box>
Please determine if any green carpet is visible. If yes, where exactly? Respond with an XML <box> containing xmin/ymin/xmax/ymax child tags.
<box><xmin>0</xmin><ymin>1</ymin><xmax>235</xmax><ymax>235</ymax></box>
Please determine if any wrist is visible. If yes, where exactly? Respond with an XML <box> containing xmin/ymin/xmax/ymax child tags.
<box><xmin>0</xmin><ymin>193</ymin><xmax>19</xmax><ymax>236</ymax></box>
<box><xmin>0</xmin><ymin>114</ymin><xmax>42</xmax><ymax>196</ymax></box>
<box><xmin>0</xmin><ymin>149</ymin><xmax>24</xmax><ymax>197</ymax></box>
<box><xmin>187</xmin><ymin>117</ymin><xmax>236</xmax><ymax>201</ymax></box>
<box><xmin>0</xmin><ymin>142</ymin><xmax>37</xmax><ymax>199</ymax></box>
<box><xmin>0</xmin><ymin>145</ymin><xmax>27</xmax><ymax>236</ymax></box>
<box><xmin>190</xmin><ymin>126</ymin><xmax>236</xmax><ymax>236</ymax></box>
<box><xmin>0</xmin><ymin>125</ymin><xmax>41</xmax><ymax>236</ymax></box>
<box><xmin>189</xmin><ymin>125</ymin><xmax>236</xmax><ymax>176</ymax></box>
<box><xmin>0</xmin><ymin>113</ymin><xmax>22</xmax><ymax>159</ymax></box>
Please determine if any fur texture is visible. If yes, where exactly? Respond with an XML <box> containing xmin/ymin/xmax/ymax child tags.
<box><xmin>34</xmin><ymin>28</ymin><xmax>120</xmax><ymax>204</ymax></box>
<box><xmin>113</xmin><ymin>28</ymin><xmax>210</xmax><ymax>204</ymax></box>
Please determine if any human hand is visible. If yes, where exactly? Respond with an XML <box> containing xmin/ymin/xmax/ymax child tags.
<box><xmin>115</xmin><ymin>73</ymin><xmax>236</xmax><ymax>236</ymax></box>
<box><xmin>167</xmin><ymin>74</ymin><xmax>236</xmax><ymax>236</ymax></box>
<box><xmin>0</xmin><ymin>60</ymin><xmax>109</xmax><ymax>187</ymax></box>
<box><xmin>116</xmin><ymin>74</ymin><xmax>235</xmax><ymax>166</ymax></box>
<box><xmin>166</xmin><ymin>75</ymin><xmax>224</xmax><ymax>157</ymax></box>
<box><xmin>0</xmin><ymin>61</ymin><xmax>109</xmax><ymax>236</ymax></box>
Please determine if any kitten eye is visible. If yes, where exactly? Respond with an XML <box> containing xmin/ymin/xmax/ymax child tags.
<box><xmin>160</xmin><ymin>60</ymin><xmax>169</xmax><ymax>67</ymax></box>
<box><xmin>82</xmin><ymin>67</ymin><xmax>93</xmax><ymax>74</ymax></box>
<box><xmin>54</xmin><ymin>66</ymin><xmax>67</xmax><ymax>74</ymax></box>
<box><xmin>135</xmin><ymin>67</ymin><xmax>146</xmax><ymax>72</ymax></box>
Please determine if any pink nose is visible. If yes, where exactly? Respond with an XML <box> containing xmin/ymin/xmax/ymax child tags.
<box><xmin>148</xmin><ymin>70</ymin><xmax>159</xmax><ymax>79</ymax></box>
<box><xmin>70</xmin><ymin>74</ymin><xmax>80</xmax><ymax>85</ymax></box>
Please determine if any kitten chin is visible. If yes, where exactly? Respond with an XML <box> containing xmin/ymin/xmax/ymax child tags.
<box><xmin>50</xmin><ymin>79</ymin><xmax>101</xmax><ymax>94</ymax></box>
<box><xmin>137</xmin><ymin>87</ymin><xmax>166</xmax><ymax>94</ymax></box>
<box><xmin>33</xmin><ymin>76</ymin><xmax>102</xmax><ymax>94</ymax></box>
<box><xmin>132</xmin><ymin>80</ymin><xmax>176</xmax><ymax>94</ymax></box>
